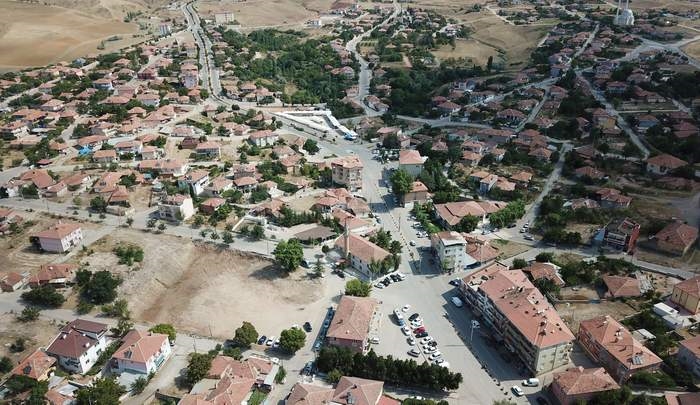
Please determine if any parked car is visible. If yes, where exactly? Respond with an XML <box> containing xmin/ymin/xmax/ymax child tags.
<box><xmin>421</xmin><ymin>336</ymin><xmax>433</xmax><ymax>343</ymax></box>
<box><xmin>401</xmin><ymin>326</ymin><xmax>411</xmax><ymax>336</ymax></box>
<box><xmin>257</xmin><ymin>335</ymin><xmax>267</xmax><ymax>345</ymax></box>
<box><xmin>410</xmin><ymin>320</ymin><xmax>423</xmax><ymax>328</ymax></box>
<box><xmin>414</xmin><ymin>326</ymin><xmax>426</xmax><ymax>334</ymax></box>
<box><xmin>302</xmin><ymin>361</ymin><xmax>313</xmax><ymax>375</ymax></box>
<box><xmin>409</xmin><ymin>240</ymin><xmax>417</xmax><ymax>246</ymax></box>
<box><xmin>375</xmin><ymin>282</ymin><xmax>385</xmax><ymax>289</ymax></box>
<box><xmin>408</xmin><ymin>348</ymin><xmax>420</xmax><ymax>357</ymax></box>
<box><xmin>511</xmin><ymin>386</ymin><xmax>524</xmax><ymax>397</ymax></box>
<box><xmin>369</xmin><ymin>336</ymin><xmax>380</xmax><ymax>344</ymax></box>
<box><xmin>433</xmin><ymin>358</ymin><xmax>444</xmax><ymax>364</ymax></box>
<box><xmin>524</xmin><ymin>234</ymin><xmax>534</xmax><ymax>241</ymax></box>
<box><xmin>323</xmin><ymin>320</ymin><xmax>330</xmax><ymax>328</ymax></box>
<box><xmin>266</xmin><ymin>336</ymin><xmax>275</xmax><ymax>346</ymax></box>
<box><xmin>429</xmin><ymin>351</ymin><xmax>442</xmax><ymax>360</ymax></box>
<box><xmin>408</xmin><ymin>313</ymin><xmax>420</xmax><ymax>321</ymax></box>
<box><xmin>407</xmin><ymin>337</ymin><xmax>416</xmax><ymax>345</ymax></box>
<box><xmin>449</xmin><ymin>279</ymin><xmax>460</xmax><ymax>287</ymax></box>
<box><xmin>522</xmin><ymin>378</ymin><xmax>540</xmax><ymax>387</ymax></box>
<box><xmin>303</xmin><ymin>322</ymin><xmax>312</xmax><ymax>332</ymax></box>
<box><xmin>536</xmin><ymin>396</ymin><xmax>550</xmax><ymax>405</ymax></box>
<box><xmin>424</xmin><ymin>346</ymin><xmax>437</xmax><ymax>353</ymax></box>
<box><xmin>415</xmin><ymin>331</ymin><xmax>429</xmax><ymax>338</ymax></box>
<box><xmin>451</xmin><ymin>296</ymin><xmax>464</xmax><ymax>308</ymax></box>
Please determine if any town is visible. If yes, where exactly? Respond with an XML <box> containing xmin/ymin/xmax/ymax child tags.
<box><xmin>0</xmin><ymin>0</ymin><xmax>699</xmax><ymax>405</ymax></box>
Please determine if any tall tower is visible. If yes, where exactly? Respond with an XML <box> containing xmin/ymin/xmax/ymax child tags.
<box><xmin>614</xmin><ymin>0</ymin><xmax>635</xmax><ymax>26</ymax></box>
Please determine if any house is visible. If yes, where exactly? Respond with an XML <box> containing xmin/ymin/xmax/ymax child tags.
<box><xmin>178</xmin><ymin>170</ymin><xmax>210</xmax><ymax>196</ymax></box>
<box><xmin>10</xmin><ymin>350</ymin><xmax>57</xmax><ymax>381</ymax></box>
<box><xmin>459</xmin><ymin>264</ymin><xmax>575</xmax><ymax>375</ymax></box>
<box><xmin>398</xmin><ymin>150</ymin><xmax>426</xmax><ymax>177</ymax></box>
<box><xmin>665</xmin><ymin>392</ymin><xmax>700</xmax><ymax>405</ymax></box>
<box><xmin>434</xmin><ymin>201</ymin><xmax>492</xmax><ymax>229</ymax></box>
<box><xmin>110</xmin><ymin>329</ymin><xmax>171</xmax><ymax>376</ymax></box>
<box><xmin>114</xmin><ymin>140</ymin><xmax>143</xmax><ymax>156</ymax></box>
<box><xmin>195</xmin><ymin>141</ymin><xmax>221</xmax><ymax>159</ymax></box>
<box><xmin>32</xmin><ymin>222</ymin><xmax>83</xmax><ymax>253</ymax></box>
<box><xmin>140</xmin><ymin>145</ymin><xmax>160</xmax><ymax>160</ymax></box>
<box><xmin>677</xmin><ymin>336</ymin><xmax>700</xmax><ymax>377</ymax></box>
<box><xmin>204</xmin><ymin>177</ymin><xmax>234</xmax><ymax>198</ymax></box>
<box><xmin>522</xmin><ymin>262</ymin><xmax>565</xmax><ymax>287</ymax></box>
<box><xmin>335</xmin><ymin>233</ymin><xmax>390</xmax><ymax>278</ymax></box>
<box><xmin>234</xmin><ymin>176</ymin><xmax>258</xmax><ymax>192</ymax></box>
<box><xmin>62</xmin><ymin>172</ymin><xmax>92</xmax><ymax>193</ymax></box>
<box><xmin>430</xmin><ymin>231</ymin><xmax>469</xmax><ymax>273</ymax></box>
<box><xmin>596</xmin><ymin>188</ymin><xmax>632</xmax><ymax>209</ymax></box>
<box><xmin>1</xmin><ymin>272</ymin><xmax>27</xmax><ymax>292</ymax></box>
<box><xmin>286</xmin><ymin>376</ymin><xmax>387</xmax><ymax>405</ymax></box>
<box><xmin>158</xmin><ymin>194</ymin><xmax>195</xmax><ymax>221</ymax></box>
<box><xmin>578</xmin><ymin>315</ymin><xmax>662</xmax><ymax>382</ymax></box>
<box><xmin>331</xmin><ymin>156</ymin><xmax>363</xmax><ymax>191</ymax></box>
<box><xmin>461</xmin><ymin>151</ymin><xmax>482</xmax><ymax>167</ymax></box>
<box><xmin>653</xmin><ymin>222</ymin><xmax>698</xmax><ymax>256</ymax></box>
<box><xmin>528</xmin><ymin>147</ymin><xmax>553</xmax><ymax>162</ymax></box>
<box><xmin>601</xmin><ymin>275</ymin><xmax>642</xmax><ymax>298</ymax></box>
<box><xmin>248</xmin><ymin>130</ymin><xmax>278</xmax><ymax>147</ymax></box>
<box><xmin>46</xmin><ymin>319</ymin><xmax>109</xmax><ymax>374</ymax></box>
<box><xmin>646</xmin><ymin>154</ymin><xmax>687</xmax><ymax>176</ymax></box>
<box><xmin>436</xmin><ymin>101</ymin><xmax>461</xmax><ymax>115</ymax></box>
<box><xmin>496</xmin><ymin>108</ymin><xmax>526</xmax><ymax>125</ymax></box>
<box><xmin>29</xmin><ymin>263</ymin><xmax>76</xmax><ymax>288</ymax></box>
<box><xmin>603</xmin><ymin>218</ymin><xmax>640</xmax><ymax>253</ymax></box>
<box><xmin>402</xmin><ymin>181</ymin><xmax>429</xmax><ymax>205</ymax></box>
<box><xmin>575</xmin><ymin>166</ymin><xmax>604</xmax><ymax>180</ymax></box>
<box><xmin>200</xmin><ymin>197</ymin><xmax>226</xmax><ymax>214</ymax></box>
<box><xmin>551</xmin><ymin>367</ymin><xmax>620</xmax><ymax>405</ymax></box>
<box><xmin>326</xmin><ymin>295</ymin><xmax>379</xmax><ymax>353</ymax></box>
<box><xmin>92</xmin><ymin>149</ymin><xmax>118</xmax><ymax>164</ymax></box>
<box><xmin>636</xmin><ymin>114</ymin><xmax>659</xmax><ymax>132</ymax></box>
<box><xmin>670</xmin><ymin>275</ymin><xmax>700</xmax><ymax>314</ymax></box>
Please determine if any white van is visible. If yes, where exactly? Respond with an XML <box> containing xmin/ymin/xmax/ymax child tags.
<box><xmin>451</xmin><ymin>296</ymin><xmax>464</xmax><ymax>308</ymax></box>
<box><xmin>522</xmin><ymin>378</ymin><xmax>540</xmax><ymax>387</ymax></box>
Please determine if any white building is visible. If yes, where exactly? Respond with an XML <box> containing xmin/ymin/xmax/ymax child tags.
<box><xmin>32</xmin><ymin>222</ymin><xmax>83</xmax><ymax>253</ymax></box>
<box><xmin>398</xmin><ymin>150</ymin><xmax>427</xmax><ymax>178</ymax></box>
<box><xmin>177</xmin><ymin>170</ymin><xmax>210</xmax><ymax>196</ymax></box>
<box><xmin>46</xmin><ymin>319</ymin><xmax>108</xmax><ymax>374</ymax></box>
<box><xmin>158</xmin><ymin>194</ymin><xmax>195</xmax><ymax>221</ymax></box>
<box><xmin>334</xmin><ymin>233</ymin><xmax>390</xmax><ymax>279</ymax></box>
<box><xmin>430</xmin><ymin>231</ymin><xmax>469</xmax><ymax>272</ymax></box>
<box><xmin>110</xmin><ymin>329</ymin><xmax>171</xmax><ymax>376</ymax></box>
<box><xmin>614</xmin><ymin>0</ymin><xmax>634</xmax><ymax>26</ymax></box>
<box><xmin>248</xmin><ymin>130</ymin><xmax>279</xmax><ymax>147</ymax></box>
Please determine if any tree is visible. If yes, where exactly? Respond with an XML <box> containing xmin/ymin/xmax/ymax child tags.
<box><xmin>90</xmin><ymin>196</ymin><xmax>108</xmax><ymax>212</ymax></box>
<box><xmin>313</xmin><ymin>259</ymin><xmax>324</xmax><ymax>278</ymax></box>
<box><xmin>222</xmin><ymin>231</ymin><xmax>234</xmax><ymax>244</ymax></box>
<box><xmin>125</xmin><ymin>217</ymin><xmax>134</xmax><ymax>227</ymax></box>
<box><xmin>327</xmin><ymin>369</ymin><xmax>343</xmax><ymax>383</ymax></box>
<box><xmin>250</xmin><ymin>224</ymin><xmax>265</xmax><ymax>240</ymax></box>
<box><xmin>16</xmin><ymin>306</ymin><xmax>40</xmax><ymax>322</ymax></box>
<box><xmin>273</xmin><ymin>239</ymin><xmax>304</xmax><ymax>272</ymax></box>
<box><xmin>455</xmin><ymin>214</ymin><xmax>479</xmax><ymax>233</ymax></box>
<box><xmin>21</xmin><ymin>286</ymin><xmax>64</xmax><ymax>308</ymax></box>
<box><xmin>535</xmin><ymin>252</ymin><xmax>554</xmax><ymax>263</ymax></box>
<box><xmin>303</xmin><ymin>139</ymin><xmax>319</xmax><ymax>155</ymax></box>
<box><xmin>157</xmin><ymin>222</ymin><xmax>166</xmax><ymax>232</ymax></box>
<box><xmin>0</xmin><ymin>356</ymin><xmax>13</xmax><ymax>374</ymax></box>
<box><xmin>101</xmin><ymin>298</ymin><xmax>130</xmax><ymax>318</ymax></box>
<box><xmin>131</xmin><ymin>376</ymin><xmax>148</xmax><ymax>394</ymax></box>
<box><xmin>233</xmin><ymin>321</ymin><xmax>259</xmax><ymax>348</ymax></box>
<box><xmin>76</xmin><ymin>378</ymin><xmax>126</xmax><ymax>405</ymax></box>
<box><xmin>390</xmin><ymin>168</ymin><xmax>413</xmax><ymax>198</ymax></box>
<box><xmin>487</xmin><ymin>55</ymin><xmax>494</xmax><ymax>71</ymax></box>
<box><xmin>345</xmin><ymin>279</ymin><xmax>372</xmax><ymax>297</ymax></box>
<box><xmin>149</xmin><ymin>324</ymin><xmax>177</xmax><ymax>342</ymax></box>
<box><xmin>147</xmin><ymin>218</ymin><xmax>157</xmax><ymax>228</ymax></box>
<box><xmin>511</xmin><ymin>258</ymin><xmax>528</xmax><ymax>269</ymax></box>
<box><xmin>111</xmin><ymin>318</ymin><xmax>134</xmax><ymax>337</ymax></box>
<box><xmin>185</xmin><ymin>353</ymin><xmax>213</xmax><ymax>387</ymax></box>
<box><xmin>79</xmin><ymin>271</ymin><xmax>122</xmax><ymax>304</ymax></box>
<box><xmin>279</xmin><ymin>328</ymin><xmax>306</xmax><ymax>353</ymax></box>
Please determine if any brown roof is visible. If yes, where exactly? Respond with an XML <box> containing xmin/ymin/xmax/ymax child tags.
<box><xmin>665</xmin><ymin>392</ymin><xmax>700</xmax><ymax>405</ymax></box>
<box><xmin>332</xmin><ymin>155</ymin><xmax>363</xmax><ymax>169</ymax></box>
<box><xmin>30</xmin><ymin>263</ymin><xmax>77</xmax><ymax>285</ymax></box>
<box><xmin>326</xmin><ymin>296</ymin><xmax>378</xmax><ymax>343</ymax></box>
<box><xmin>398</xmin><ymin>150</ymin><xmax>425</xmax><ymax>165</ymax></box>
<box><xmin>679</xmin><ymin>335</ymin><xmax>700</xmax><ymax>357</ymax></box>
<box><xmin>672</xmin><ymin>275</ymin><xmax>700</xmax><ymax>298</ymax></box>
<box><xmin>522</xmin><ymin>262</ymin><xmax>565</xmax><ymax>286</ymax></box>
<box><xmin>335</xmin><ymin>234</ymin><xmax>390</xmax><ymax>265</ymax></box>
<box><xmin>93</xmin><ymin>149</ymin><xmax>117</xmax><ymax>159</ymax></box>
<box><xmin>333</xmin><ymin>376</ymin><xmax>384</xmax><ymax>405</ymax></box>
<box><xmin>46</xmin><ymin>319</ymin><xmax>108</xmax><ymax>359</ymax></box>
<box><xmin>286</xmin><ymin>383</ymin><xmax>334</xmax><ymax>405</ymax></box>
<box><xmin>602</xmin><ymin>275</ymin><xmax>641</xmax><ymax>298</ymax></box>
<box><xmin>578</xmin><ymin>316</ymin><xmax>662</xmax><ymax>372</ymax></box>
<box><xmin>33</xmin><ymin>222</ymin><xmax>81</xmax><ymax>240</ymax></box>
<box><xmin>552</xmin><ymin>366</ymin><xmax>619</xmax><ymax>396</ymax></box>
<box><xmin>10</xmin><ymin>350</ymin><xmax>56</xmax><ymax>380</ymax></box>
<box><xmin>19</xmin><ymin>169</ymin><xmax>54</xmax><ymax>189</ymax></box>
<box><xmin>655</xmin><ymin>222</ymin><xmax>698</xmax><ymax>249</ymax></box>
<box><xmin>111</xmin><ymin>329</ymin><xmax>169</xmax><ymax>364</ymax></box>
<box><xmin>646</xmin><ymin>153</ymin><xmax>687</xmax><ymax>169</ymax></box>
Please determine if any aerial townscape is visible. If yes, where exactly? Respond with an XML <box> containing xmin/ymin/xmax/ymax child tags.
<box><xmin>1</xmin><ymin>0</ymin><xmax>700</xmax><ymax>404</ymax></box>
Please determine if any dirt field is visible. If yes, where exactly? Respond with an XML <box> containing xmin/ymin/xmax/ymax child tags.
<box><xmin>492</xmin><ymin>239</ymin><xmax>530</xmax><ymax>260</ymax></box>
<box><xmin>682</xmin><ymin>40</ymin><xmax>700</xmax><ymax>61</ymax></box>
<box><xmin>0</xmin><ymin>213</ymin><xmax>67</xmax><ymax>275</ymax></box>
<box><xmin>0</xmin><ymin>314</ymin><xmax>59</xmax><ymax>364</ymax></box>
<box><xmin>432</xmin><ymin>39</ymin><xmax>497</xmax><ymax>67</ymax></box>
<box><xmin>82</xmin><ymin>229</ymin><xmax>332</xmax><ymax>339</ymax></box>
<box><xmin>555</xmin><ymin>300</ymin><xmax>637</xmax><ymax>333</ymax></box>
<box><xmin>0</xmin><ymin>0</ymin><xmax>144</xmax><ymax>70</ymax></box>
<box><xmin>197</xmin><ymin>0</ymin><xmax>335</xmax><ymax>28</ymax></box>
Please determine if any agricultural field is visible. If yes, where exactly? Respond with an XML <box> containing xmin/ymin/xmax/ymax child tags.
<box><xmin>682</xmin><ymin>40</ymin><xmax>700</xmax><ymax>61</ymax></box>
<box><xmin>0</xmin><ymin>0</ymin><xmax>154</xmax><ymax>71</ymax></box>
<box><xmin>197</xmin><ymin>0</ymin><xmax>335</xmax><ymax>28</ymax></box>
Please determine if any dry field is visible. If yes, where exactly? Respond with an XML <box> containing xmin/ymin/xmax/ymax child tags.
<box><xmin>197</xmin><ymin>0</ymin><xmax>334</xmax><ymax>28</ymax></box>
<box><xmin>0</xmin><ymin>314</ymin><xmax>60</xmax><ymax>364</ymax></box>
<box><xmin>0</xmin><ymin>213</ymin><xmax>67</xmax><ymax>275</ymax></box>
<box><xmin>555</xmin><ymin>300</ymin><xmax>637</xmax><ymax>333</ymax></box>
<box><xmin>82</xmin><ymin>229</ymin><xmax>333</xmax><ymax>339</ymax></box>
<box><xmin>433</xmin><ymin>39</ymin><xmax>497</xmax><ymax>67</ymax></box>
<box><xmin>491</xmin><ymin>239</ymin><xmax>530</xmax><ymax>260</ymax></box>
<box><xmin>0</xmin><ymin>0</ymin><xmax>146</xmax><ymax>71</ymax></box>
<box><xmin>682</xmin><ymin>40</ymin><xmax>700</xmax><ymax>61</ymax></box>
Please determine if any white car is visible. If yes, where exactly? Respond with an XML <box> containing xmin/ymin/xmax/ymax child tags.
<box><xmin>409</xmin><ymin>240</ymin><xmax>417</xmax><ymax>246</ymax></box>
<box><xmin>421</xmin><ymin>336</ymin><xmax>433</xmax><ymax>344</ymax></box>
<box><xmin>401</xmin><ymin>326</ymin><xmax>411</xmax><ymax>336</ymax></box>
<box><xmin>408</xmin><ymin>348</ymin><xmax>420</xmax><ymax>357</ymax></box>
<box><xmin>266</xmin><ymin>336</ymin><xmax>275</xmax><ymax>346</ymax></box>
<box><xmin>375</xmin><ymin>283</ymin><xmax>385</xmax><ymax>289</ymax></box>
<box><xmin>511</xmin><ymin>386</ymin><xmax>524</xmax><ymax>397</ymax></box>
<box><xmin>402</xmin><ymin>304</ymin><xmax>411</xmax><ymax>312</ymax></box>
<box><xmin>451</xmin><ymin>296</ymin><xmax>464</xmax><ymax>308</ymax></box>
<box><xmin>407</xmin><ymin>337</ymin><xmax>416</xmax><ymax>345</ymax></box>
<box><xmin>429</xmin><ymin>351</ymin><xmax>442</xmax><ymax>360</ymax></box>
<box><xmin>424</xmin><ymin>346</ymin><xmax>437</xmax><ymax>353</ymax></box>
<box><xmin>522</xmin><ymin>378</ymin><xmax>540</xmax><ymax>387</ymax></box>
<box><xmin>433</xmin><ymin>358</ymin><xmax>444</xmax><ymax>364</ymax></box>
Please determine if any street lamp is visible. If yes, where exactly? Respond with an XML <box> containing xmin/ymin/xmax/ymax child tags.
<box><xmin>470</xmin><ymin>320</ymin><xmax>480</xmax><ymax>342</ymax></box>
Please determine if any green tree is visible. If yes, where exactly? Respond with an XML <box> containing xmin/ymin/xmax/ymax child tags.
<box><xmin>149</xmin><ymin>323</ymin><xmax>177</xmax><ymax>342</ymax></box>
<box><xmin>76</xmin><ymin>378</ymin><xmax>126</xmax><ymax>405</ymax></box>
<box><xmin>79</xmin><ymin>271</ymin><xmax>122</xmax><ymax>304</ymax></box>
<box><xmin>274</xmin><ymin>365</ymin><xmax>286</xmax><ymax>383</ymax></box>
<box><xmin>250</xmin><ymin>224</ymin><xmax>265</xmax><ymax>240</ymax></box>
<box><xmin>185</xmin><ymin>353</ymin><xmax>213</xmax><ymax>387</ymax></box>
<box><xmin>313</xmin><ymin>259</ymin><xmax>324</xmax><ymax>278</ymax></box>
<box><xmin>157</xmin><ymin>222</ymin><xmax>166</xmax><ymax>232</ymax></box>
<box><xmin>345</xmin><ymin>279</ymin><xmax>372</xmax><ymax>297</ymax></box>
<box><xmin>110</xmin><ymin>318</ymin><xmax>134</xmax><ymax>337</ymax></box>
<box><xmin>16</xmin><ymin>306</ymin><xmax>40</xmax><ymax>322</ymax></box>
<box><xmin>302</xmin><ymin>139</ymin><xmax>319</xmax><ymax>154</ymax></box>
<box><xmin>390</xmin><ymin>169</ymin><xmax>413</xmax><ymax>197</ymax></box>
<box><xmin>131</xmin><ymin>376</ymin><xmax>148</xmax><ymax>394</ymax></box>
<box><xmin>222</xmin><ymin>231</ymin><xmax>234</xmax><ymax>244</ymax></box>
<box><xmin>101</xmin><ymin>298</ymin><xmax>130</xmax><ymax>318</ymax></box>
<box><xmin>327</xmin><ymin>369</ymin><xmax>343</xmax><ymax>383</ymax></box>
<box><xmin>233</xmin><ymin>321</ymin><xmax>259</xmax><ymax>348</ymax></box>
<box><xmin>21</xmin><ymin>286</ymin><xmax>65</xmax><ymax>308</ymax></box>
<box><xmin>279</xmin><ymin>328</ymin><xmax>306</xmax><ymax>353</ymax></box>
<box><xmin>273</xmin><ymin>239</ymin><xmax>304</xmax><ymax>272</ymax></box>
<box><xmin>193</xmin><ymin>215</ymin><xmax>205</xmax><ymax>227</ymax></box>
<box><xmin>0</xmin><ymin>356</ymin><xmax>13</xmax><ymax>374</ymax></box>
<box><xmin>90</xmin><ymin>196</ymin><xmax>108</xmax><ymax>212</ymax></box>
<box><xmin>511</xmin><ymin>258</ymin><xmax>528</xmax><ymax>269</ymax></box>
<box><xmin>455</xmin><ymin>214</ymin><xmax>479</xmax><ymax>233</ymax></box>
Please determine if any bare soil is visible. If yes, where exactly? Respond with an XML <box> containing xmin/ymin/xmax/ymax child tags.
<box><xmin>555</xmin><ymin>300</ymin><xmax>637</xmax><ymax>333</ymax></box>
<box><xmin>0</xmin><ymin>314</ymin><xmax>59</xmax><ymax>363</ymax></box>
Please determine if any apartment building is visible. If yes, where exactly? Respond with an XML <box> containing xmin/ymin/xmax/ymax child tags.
<box><xmin>46</xmin><ymin>319</ymin><xmax>108</xmax><ymax>374</ymax></box>
<box><xmin>670</xmin><ymin>275</ymin><xmax>700</xmax><ymax>314</ymax></box>
<box><xmin>677</xmin><ymin>335</ymin><xmax>700</xmax><ymax>377</ymax></box>
<box><xmin>578</xmin><ymin>315</ymin><xmax>662</xmax><ymax>382</ymax></box>
<box><xmin>331</xmin><ymin>156</ymin><xmax>363</xmax><ymax>192</ymax></box>
<box><xmin>430</xmin><ymin>231</ymin><xmax>469</xmax><ymax>273</ymax></box>
<box><xmin>603</xmin><ymin>217</ymin><xmax>640</xmax><ymax>253</ymax></box>
<box><xmin>459</xmin><ymin>264</ymin><xmax>574</xmax><ymax>375</ymax></box>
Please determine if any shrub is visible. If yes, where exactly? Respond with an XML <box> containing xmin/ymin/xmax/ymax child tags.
<box><xmin>21</xmin><ymin>286</ymin><xmax>65</xmax><ymax>308</ymax></box>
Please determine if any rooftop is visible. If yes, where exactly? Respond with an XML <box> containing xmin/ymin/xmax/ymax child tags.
<box><xmin>326</xmin><ymin>296</ymin><xmax>378</xmax><ymax>342</ymax></box>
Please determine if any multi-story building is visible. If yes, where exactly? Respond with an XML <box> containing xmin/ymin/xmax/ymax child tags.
<box><xmin>335</xmin><ymin>233</ymin><xmax>390</xmax><ymax>279</ymax></box>
<box><xmin>31</xmin><ymin>222</ymin><xmax>83</xmax><ymax>253</ymax></box>
<box><xmin>46</xmin><ymin>319</ymin><xmax>108</xmax><ymax>374</ymax></box>
<box><xmin>578</xmin><ymin>315</ymin><xmax>662</xmax><ymax>382</ymax></box>
<box><xmin>551</xmin><ymin>366</ymin><xmax>620</xmax><ymax>405</ymax></box>
<box><xmin>603</xmin><ymin>217</ymin><xmax>640</xmax><ymax>253</ymax></box>
<box><xmin>158</xmin><ymin>194</ymin><xmax>195</xmax><ymax>221</ymax></box>
<box><xmin>670</xmin><ymin>275</ymin><xmax>700</xmax><ymax>314</ymax></box>
<box><xmin>178</xmin><ymin>170</ymin><xmax>210</xmax><ymax>196</ymax></box>
<box><xmin>430</xmin><ymin>231</ymin><xmax>469</xmax><ymax>273</ymax></box>
<box><xmin>110</xmin><ymin>329</ymin><xmax>171</xmax><ymax>376</ymax></box>
<box><xmin>459</xmin><ymin>264</ymin><xmax>575</xmax><ymax>375</ymax></box>
<box><xmin>331</xmin><ymin>156</ymin><xmax>363</xmax><ymax>192</ymax></box>
<box><xmin>326</xmin><ymin>296</ymin><xmax>379</xmax><ymax>354</ymax></box>
<box><xmin>398</xmin><ymin>150</ymin><xmax>426</xmax><ymax>178</ymax></box>
<box><xmin>677</xmin><ymin>335</ymin><xmax>700</xmax><ymax>377</ymax></box>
